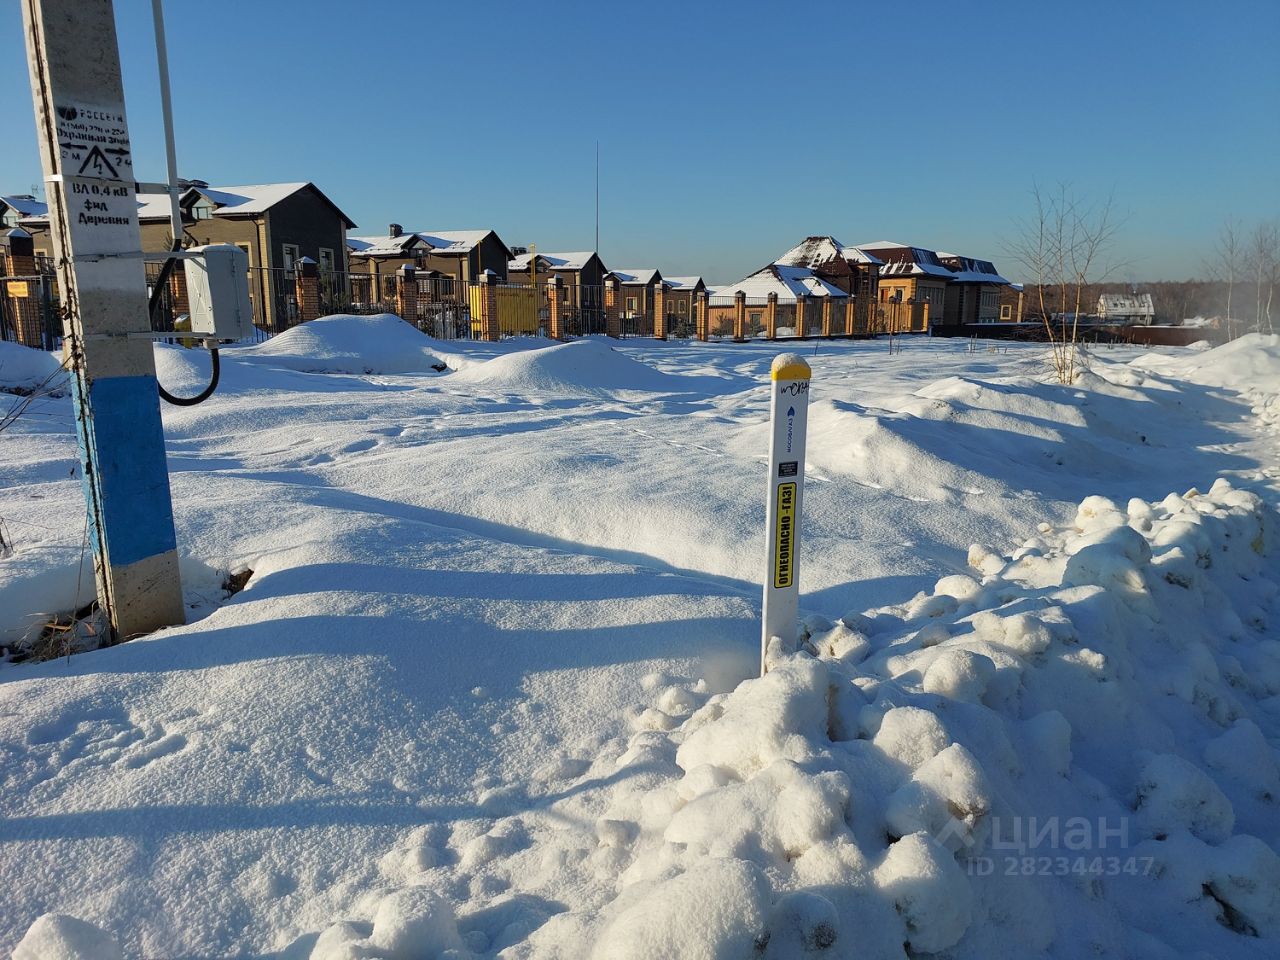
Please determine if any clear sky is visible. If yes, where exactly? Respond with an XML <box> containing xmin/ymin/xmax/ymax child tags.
<box><xmin>2</xmin><ymin>0</ymin><xmax>1277</xmax><ymax>284</ymax></box>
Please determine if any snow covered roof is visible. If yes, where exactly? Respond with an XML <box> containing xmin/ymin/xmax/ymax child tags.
<box><xmin>1</xmin><ymin>195</ymin><xmax>48</xmax><ymax>218</ymax></box>
<box><xmin>347</xmin><ymin>229</ymin><xmax>505</xmax><ymax>258</ymax></box>
<box><xmin>665</xmin><ymin>276</ymin><xmax>704</xmax><ymax>290</ymax></box>
<box><xmin>608</xmin><ymin>268</ymin><xmax>661</xmax><ymax>286</ymax></box>
<box><xmin>856</xmin><ymin>241</ymin><xmax>955</xmax><ymax>279</ymax></box>
<box><xmin>774</xmin><ymin>236</ymin><xmax>883</xmax><ymax>268</ymax></box>
<box><xmin>1098</xmin><ymin>293</ymin><xmax>1155</xmax><ymax>316</ymax></box>
<box><xmin>415</xmin><ymin>230</ymin><xmax>493</xmax><ymax>254</ymax></box>
<box><xmin>509</xmin><ymin>251</ymin><xmax>597</xmax><ymax>271</ymax></box>
<box><xmin>131</xmin><ymin>182</ymin><xmax>356</xmax><ymax>228</ymax></box>
<box><xmin>347</xmin><ymin>234</ymin><xmax>425</xmax><ymax>257</ymax></box>
<box><xmin>135</xmin><ymin>192</ymin><xmax>181</xmax><ymax>221</ymax></box>
<box><xmin>715</xmin><ymin>264</ymin><xmax>848</xmax><ymax>302</ymax></box>
<box><xmin>937</xmin><ymin>253</ymin><xmax>1011</xmax><ymax>285</ymax></box>
<box><xmin>191</xmin><ymin>183</ymin><xmax>309</xmax><ymax>215</ymax></box>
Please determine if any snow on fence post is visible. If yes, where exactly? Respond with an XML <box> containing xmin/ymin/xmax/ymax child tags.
<box><xmin>605</xmin><ymin>277</ymin><xmax>620</xmax><ymax>339</ymax></box>
<box><xmin>396</xmin><ymin>264</ymin><xmax>418</xmax><ymax>325</ymax></box>
<box><xmin>477</xmin><ymin>270</ymin><xmax>500</xmax><ymax>341</ymax></box>
<box><xmin>295</xmin><ymin>257</ymin><xmax>320</xmax><ymax>322</ymax></box>
<box><xmin>653</xmin><ymin>282</ymin><xmax>667</xmax><ymax>340</ymax></box>
<box><xmin>546</xmin><ymin>274</ymin><xmax>563</xmax><ymax>340</ymax></box>
<box><xmin>761</xmin><ymin>353</ymin><xmax>811</xmax><ymax>674</ymax></box>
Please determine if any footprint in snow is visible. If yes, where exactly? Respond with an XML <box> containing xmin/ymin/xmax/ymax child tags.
<box><xmin>26</xmin><ymin>711</ymin><xmax>190</xmax><ymax>776</ymax></box>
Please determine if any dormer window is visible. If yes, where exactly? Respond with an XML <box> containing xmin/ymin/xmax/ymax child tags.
<box><xmin>192</xmin><ymin>198</ymin><xmax>214</xmax><ymax>221</ymax></box>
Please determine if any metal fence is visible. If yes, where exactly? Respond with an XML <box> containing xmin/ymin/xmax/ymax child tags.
<box><xmin>398</xmin><ymin>278</ymin><xmax>615</xmax><ymax>341</ymax></box>
<box><xmin>701</xmin><ymin>295</ymin><xmax>926</xmax><ymax>341</ymax></box>
<box><xmin>0</xmin><ymin>274</ymin><xmax>59</xmax><ymax>351</ymax></box>
<box><xmin>562</xmin><ymin>284</ymin><xmax>608</xmax><ymax>337</ymax></box>
<box><xmin>413</xmin><ymin>275</ymin><xmax>469</xmax><ymax>338</ymax></box>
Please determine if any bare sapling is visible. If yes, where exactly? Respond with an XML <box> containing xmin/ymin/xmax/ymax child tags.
<box><xmin>1006</xmin><ymin>184</ymin><xmax>1125</xmax><ymax>383</ymax></box>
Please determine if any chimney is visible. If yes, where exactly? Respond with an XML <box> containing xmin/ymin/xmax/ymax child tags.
<box><xmin>389</xmin><ymin>223</ymin><xmax>403</xmax><ymax>238</ymax></box>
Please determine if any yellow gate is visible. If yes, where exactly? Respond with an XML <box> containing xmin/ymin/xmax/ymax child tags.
<box><xmin>469</xmin><ymin>284</ymin><xmax>540</xmax><ymax>337</ymax></box>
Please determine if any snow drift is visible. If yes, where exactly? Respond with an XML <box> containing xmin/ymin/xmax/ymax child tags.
<box><xmin>449</xmin><ymin>338</ymin><xmax>733</xmax><ymax>398</ymax></box>
<box><xmin>0</xmin><ymin>340</ymin><xmax>65</xmax><ymax>395</ymax></box>
<box><xmin>491</xmin><ymin>478</ymin><xmax>1278</xmax><ymax>959</ymax></box>
<box><xmin>240</xmin><ymin>314</ymin><xmax>449</xmax><ymax>375</ymax></box>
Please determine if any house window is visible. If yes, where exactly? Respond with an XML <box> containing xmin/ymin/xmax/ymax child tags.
<box><xmin>234</xmin><ymin>242</ymin><xmax>253</xmax><ymax>268</ymax></box>
<box><xmin>281</xmin><ymin>243</ymin><xmax>299</xmax><ymax>271</ymax></box>
<box><xmin>191</xmin><ymin>198</ymin><xmax>214</xmax><ymax>221</ymax></box>
<box><xmin>626</xmin><ymin>296</ymin><xmax>637</xmax><ymax>313</ymax></box>
<box><xmin>1</xmin><ymin>209</ymin><xmax>17</xmax><ymax>228</ymax></box>
<box><xmin>1000</xmin><ymin>304</ymin><xmax>1012</xmax><ymax>320</ymax></box>
<box><xmin>318</xmin><ymin>247</ymin><xmax>335</xmax><ymax>273</ymax></box>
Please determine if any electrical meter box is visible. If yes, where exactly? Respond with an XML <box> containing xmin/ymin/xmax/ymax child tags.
<box><xmin>183</xmin><ymin>244</ymin><xmax>254</xmax><ymax>340</ymax></box>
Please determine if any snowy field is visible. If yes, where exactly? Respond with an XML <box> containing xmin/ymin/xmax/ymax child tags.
<box><xmin>1</xmin><ymin>321</ymin><xmax>1278</xmax><ymax>959</ymax></box>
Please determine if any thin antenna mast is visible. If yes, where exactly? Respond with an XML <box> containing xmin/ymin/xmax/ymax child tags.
<box><xmin>595</xmin><ymin>140</ymin><xmax>599</xmax><ymax>253</ymax></box>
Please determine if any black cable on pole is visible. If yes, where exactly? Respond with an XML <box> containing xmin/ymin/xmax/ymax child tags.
<box><xmin>152</xmin><ymin>238</ymin><xmax>220</xmax><ymax>406</ymax></box>
<box><xmin>159</xmin><ymin>347</ymin><xmax>219</xmax><ymax>407</ymax></box>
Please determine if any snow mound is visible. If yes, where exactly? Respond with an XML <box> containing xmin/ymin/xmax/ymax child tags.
<box><xmin>802</xmin><ymin>366</ymin><xmax>1189</xmax><ymax>504</ymax></box>
<box><xmin>310</xmin><ymin>888</ymin><xmax>463</xmax><ymax>959</ymax></box>
<box><xmin>590</xmin><ymin>859</ymin><xmax>770</xmax><ymax>960</ymax></box>
<box><xmin>539</xmin><ymin>477</ymin><xmax>1279</xmax><ymax>958</ymax></box>
<box><xmin>1134</xmin><ymin>333</ymin><xmax>1280</xmax><ymax>391</ymax></box>
<box><xmin>240</xmin><ymin>314</ymin><xmax>447</xmax><ymax>375</ymax></box>
<box><xmin>13</xmin><ymin>915</ymin><xmax>121</xmax><ymax>960</ymax></box>
<box><xmin>449</xmin><ymin>339</ymin><xmax>710</xmax><ymax>397</ymax></box>
<box><xmin>0</xmin><ymin>341</ymin><xmax>66</xmax><ymax>394</ymax></box>
<box><xmin>1134</xmin><ymin>334</ymin><xmax>1280</xmax><ymax>430</ymax></box>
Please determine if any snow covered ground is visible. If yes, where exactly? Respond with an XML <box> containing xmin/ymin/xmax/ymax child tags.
<box><xmin>1</xmin><ymin>321</ymin><xmax>1277</xmax><ymax>959</ymax></box>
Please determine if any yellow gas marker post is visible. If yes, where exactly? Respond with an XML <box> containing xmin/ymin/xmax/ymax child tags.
<box><xmin>762</xmin><ymin>354</ymin><xmax>811</xmax><ymax>673</ymax></box>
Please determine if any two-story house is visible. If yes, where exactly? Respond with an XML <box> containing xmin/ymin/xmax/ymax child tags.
<box><xmin>854</xmin><ymin>241</ymin><xmax>952</xmax><ymax>328</ymax></box>
<box><xmin>937</xmin><ymin>252</ymin><xmax>1011</xmax><ymax>324</ymax></box>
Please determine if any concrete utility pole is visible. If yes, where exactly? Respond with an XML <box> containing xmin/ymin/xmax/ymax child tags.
<box><xmin>22</xmin><ymin>0</ymin><xmax>185</xmax><ymax>640</ymax></box>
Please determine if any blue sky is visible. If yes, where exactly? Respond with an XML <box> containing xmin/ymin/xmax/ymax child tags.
<box><xmin>2</xmin><ymin>0</ymin><xmax>1277</xmax><ymax>284</ymax></box>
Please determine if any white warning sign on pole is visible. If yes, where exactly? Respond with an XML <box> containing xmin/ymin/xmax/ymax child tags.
<box><xmin>54</xmin><ymin>99</ymin><xmax>134</xmax><ymax>181</ymax></box>
<box><xmin>52</xmin><ymin>99</ymin><xmax>138</xmax><ymax>251</ymax></box>
<box><xmin>761</xmin><ymin>353</ymin><xmax>811</xmax><ymax>673</ymax></box>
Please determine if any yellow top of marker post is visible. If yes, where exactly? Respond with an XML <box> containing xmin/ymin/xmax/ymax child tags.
<box><xmin>771</xmin><ymin>353</ymin><xmax>811</xmax><ymax>381</ymax></box>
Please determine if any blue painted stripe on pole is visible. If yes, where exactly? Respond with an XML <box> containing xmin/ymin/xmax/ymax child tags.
<box><xmin>71</xmin><ymin>370</ymin><xmax>103</xmax><ymax>558</ymax></box>
<box><xmin>87</xmin><ymin>374</ymin><xmax>178</xmax><ymax>567</ymax></box>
